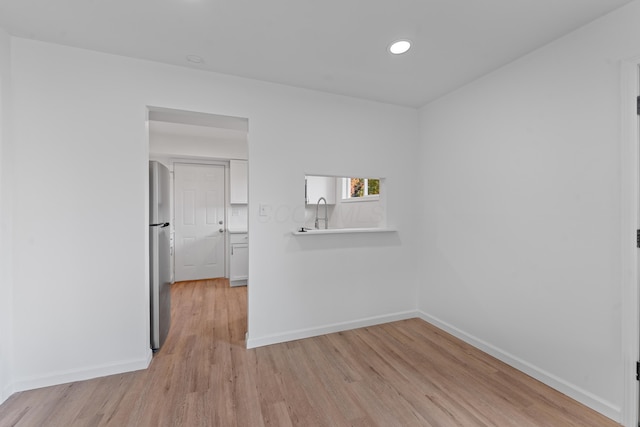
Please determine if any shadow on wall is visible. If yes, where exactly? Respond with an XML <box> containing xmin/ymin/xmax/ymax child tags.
<box><xmin>286</xmin><ymin>231</ymin><xmax>402</xmax><ymax>252</ymax></box>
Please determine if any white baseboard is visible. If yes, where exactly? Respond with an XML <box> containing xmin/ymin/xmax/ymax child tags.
<box><xmin>417</xmin><ymin>310</ymin><xmax>621</xmax><ymax>423</ymax></box>
<box><xmin>1</xmin><ymin>382</ymin><xmax>14</xmax><ymax>406</ymax></box>
<box><xmin>11</xmin><ymin>349</ymin><xmax>153</xmax><ymax>395</ymax></box>
<box><xmin>246</xmin><ymin>310</ymin><xmax>418</xmax><ymax>349</ymax></box>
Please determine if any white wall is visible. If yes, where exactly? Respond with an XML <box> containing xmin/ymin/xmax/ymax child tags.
<box><xmin>0</xmin><ymin>27</ymin><xmax>14</xmax><ymax>404</ymax></box>
<box><xmin>3</xmin><ymin>4</ymin><xmax>637</xmax><ymax>422</ymax></box>
<box><xmin>149</xmin><ymin>127</ymin><xmax>248</xmax><ymax>160</ymax></box>
<box><xmin>7</xmin><ymin>38</ymin><xmax>420</xmax><ymax>393</ymax></box>
<box><xmin>418</xmin><ymin>2</ymin><xmax>640</xmax><ymax>422</ymax></box>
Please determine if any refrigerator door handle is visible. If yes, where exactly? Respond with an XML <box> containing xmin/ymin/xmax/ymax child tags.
<box><xmin>150</xmin><ymin>222</ymin><xmax>170</xmax><ymax>228</ymax></box>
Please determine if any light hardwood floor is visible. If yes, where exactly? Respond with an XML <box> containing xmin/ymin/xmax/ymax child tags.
<box><xmin>0</xmin><ymin>279</ymin><xmax>620</xmax><ymax>426</ymax></box>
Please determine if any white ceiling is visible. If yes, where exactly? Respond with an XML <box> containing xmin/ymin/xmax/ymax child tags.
<box><xmin>0</xmin><ymin>0</ymin><xmax>634</xmax><ymax>107</ymax></box>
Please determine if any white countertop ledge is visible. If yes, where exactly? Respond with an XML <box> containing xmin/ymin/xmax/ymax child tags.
<box><xmin>292</xmin><ymin>227</ymin><xmax>395</xmax><ymax>236</ymax></box>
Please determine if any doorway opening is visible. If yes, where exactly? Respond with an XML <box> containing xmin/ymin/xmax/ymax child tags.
<box><xmin>146</xmin><ymin>106</ymin><xmax>249</xmax><ymax>351</ymax></box>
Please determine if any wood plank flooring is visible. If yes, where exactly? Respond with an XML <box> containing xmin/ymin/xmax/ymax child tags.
<box><xmin>0</xmin><ymin>279</ymin><xmax>620</xmax><ymax>426</ymax></box>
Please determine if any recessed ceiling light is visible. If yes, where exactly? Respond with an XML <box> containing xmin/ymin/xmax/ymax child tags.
<box><xmin>389</xmin><ymin>40</ymin><xmax>411</xmax><ymax>55</ymax></box>
<box><xmin>186</xmin><ymin>54</ymin><xmax>204</xmax><ymax>64</ymax></box>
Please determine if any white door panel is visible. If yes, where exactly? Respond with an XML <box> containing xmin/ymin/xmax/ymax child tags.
<box><xmin>174</xmin><ymin>163</ymin><xmax>225</xmax><ymax>281</ymax></box>
<box><xmin>182</xmin><ymin>190</ymin><xmax>196</xmax><ymax>224</ymax></box>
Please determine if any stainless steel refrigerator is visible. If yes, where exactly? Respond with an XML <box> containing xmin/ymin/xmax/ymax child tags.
<box><xmin>149</xmin><ymin>161</ymin><xmax>171</xmax><ymax>351</ymax></box>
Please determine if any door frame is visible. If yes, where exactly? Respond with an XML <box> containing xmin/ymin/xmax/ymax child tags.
<box><xmin>621</xmin><ymin>56</ymin><xmax>640</xmax><ymax>427</ymax></box>
<box><xmin>145</xmin><ymin>106</ymin><xmax>250</xmax><ymax>353</ymax></box>
<box><xmin>170</xmin><ymin>159</ymin><xmax>231</xmax><ymax>281</ymax></box>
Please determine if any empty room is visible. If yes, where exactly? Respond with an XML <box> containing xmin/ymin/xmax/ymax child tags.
<box><xmin>1</xmin><ymin>1</ymin><xmax>640</xmax><ymax>426</ymax></box>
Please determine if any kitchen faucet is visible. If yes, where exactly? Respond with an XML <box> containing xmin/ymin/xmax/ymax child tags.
<box><xmin>314</xmin><ymin>197</ymin><xmax>328</xmax><ymax>229</ymax></box>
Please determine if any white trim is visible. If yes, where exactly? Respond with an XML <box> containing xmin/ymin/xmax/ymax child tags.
<box><xmin>11</xmin><ymin>350</ymin><xmax>153</xmax><ymax>395</ymax></box>
<box><xmin>169</xmin><ymin>158</ymin><xmax>230</xmax><ymax>168</ymax></box>
<box><xmin>340</xmin><ymin>195</ymin><xmax>380</xmax><ymax>203</ymax></box>
<box><xmin>1</xmin><ymin>382</ymin><xmax>14</xmax><ymax>405</ymax></box>
<box><xmin>621</xmin><ymin>56</ymin><xmax>640</xmax><ymax>427</ymax></box>
<box><xmin>246</xmin><ymin>310</ymin><xmax>417</xmax><ymax>349</ymax></box>
<box><xmin>418</xmin><ymin>311</ymin><xmax>622</xmax><ymax>423</ymax></box>
<box><xmin>341</xmin><ymin>177</ymin><xmax>381</xmax><ymax>201</ymax></box>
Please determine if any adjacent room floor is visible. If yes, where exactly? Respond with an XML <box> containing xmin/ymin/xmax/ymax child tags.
<box><xmin>0</xmin><ymin>279</ymin><xmax>619</xmax><ymax>426</ymax></box>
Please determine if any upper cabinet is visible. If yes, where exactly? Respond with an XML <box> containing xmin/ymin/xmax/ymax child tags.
<box><xmin>230</xmin><ymin>160</ymin><xmax>248</xmax><ymax>204</ymax></box>
<box><xmin>305</xmin><ymin>175</ymin><xmax>336</xmax><ymax>204</ymax></box>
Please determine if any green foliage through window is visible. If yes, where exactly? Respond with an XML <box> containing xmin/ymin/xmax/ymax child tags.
<box><xmin>347</xmin><ymin>178</ymin><xmax>380</xmax><ymax>198</ymax></box>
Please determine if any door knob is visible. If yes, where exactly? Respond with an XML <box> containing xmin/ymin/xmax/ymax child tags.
<box><xmin>219</xmin><ymin>220</ymin><xmax>223</xmax><ymax>225</ymax></box>
<box><xmin>219</xmin><ymin>228</ymin><xmax>224</xmax><ymax>233</ymax></box>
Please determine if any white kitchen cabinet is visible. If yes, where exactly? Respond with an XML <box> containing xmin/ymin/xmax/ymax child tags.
<box><xmin>230</xmin><ymin>233</ymin><xmax>248</xmax><ymax>286</ymax></box>
<box><xmin>305</xmin><ymin>175</ymin><xmax>336</xmax><ymax>205</ymax></box>
<box><xmin>230</xmin><ymin>160</ymin><xmax>248</xmax><ymax>204</ymax></box>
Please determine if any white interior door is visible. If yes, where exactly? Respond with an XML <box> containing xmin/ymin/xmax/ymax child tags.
<box><xmin>174</xmin><ymin>163</ymin><xmax>225</xmax><ymax>281</ymax></box>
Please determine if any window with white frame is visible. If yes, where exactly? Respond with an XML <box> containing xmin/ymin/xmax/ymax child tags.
<box><xmin>342</xmin><ymin>178</ymin><xmax>380</xmax><ymax>200</ymax></box>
